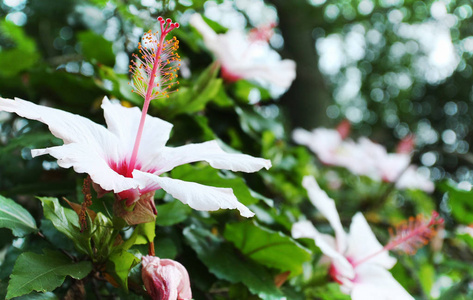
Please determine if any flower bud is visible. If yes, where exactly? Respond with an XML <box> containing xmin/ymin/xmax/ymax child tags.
<box><xmin>141</xmin><ymin>255</ymin><xmax>192</xmax><ymax>300</ymax></box>
<box><xmin>113</xmin><ymin>191</ymin><xmax>157</xmax><ymax>225</ymax></box>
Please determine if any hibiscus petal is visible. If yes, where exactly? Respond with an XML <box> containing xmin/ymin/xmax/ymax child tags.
<box><xmin>237</xmin><ymin>59</ymin><xmax>296</xmax><ymax>89</ymax></box>
<box><xmin>189</xmin><ymin>14</ymin><xmax>218</xmax><ymax>45</ymax></box>
<box><xmin>302</xmin><ymin>176</ymin><xmax>348</xmax><ymax>253</ymax></box>
<box><xmin>33</xmin><ymin>143</ymin><xmax>139</xmax><ymax>193</ymax></box>
<box><xmin>132</xmin><ymin>171</ymin><xmax>254</xmax><ymax>217</ymax></box>
<box><xmin>292</xmin><ymin>221</ymin><xmax>355</xmax><ymax>279</ymax></box>
<box><xmin>346</xmin><ymin>213</ymin><xmax>397</xmax><ymax>269</ymax></box>
<box><xmin>0</xmin><ymin>97</ymin><xmax>117</xmax><ymax>153</ymax></box>
<box><xmin>101</xmin><ymin>97</ymin><xmax>173</xmax><ymax>160</ymax></box>
<box><xmin>144</xmin><ymin>140</ymin><xmax>271</xmax><ymax>174</ymax></box>
<box><xmin>351</xmin><ymin>264</ymin><xmax>414</xmax><ymax>300</ymax></box>
<box><xmin>292</xmin><ymin>128</ymin><xmax>313</xmax><ymax>146</ymax></box>
<box><xmin>395</xmin><ymin>166</ymin><xmax>434</xmax><ymax>192</ymax></box>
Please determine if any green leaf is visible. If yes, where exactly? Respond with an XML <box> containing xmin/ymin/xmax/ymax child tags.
<box><xmin>134</xmin><ymin>221</ymin><xmax>156</xmax><ymax>245</ymax></box>
<box><xmin>6</xmin><ymin>249</ymin><xmax>92</xmax><ymax>299</ymax></box>
<box><xmin>97</xmin><ymin>65</ymin><xmax>143</xmax><ymax>105</ymax></box>
<box><xmin>0</xmin><ymin>21</ymin><xmax>40</xmax><ymax>77</ymax></box>
<box><xmin>232</xmin><ymin>80</ymin><xmax>271</xmax><ymax>103</ymax></box>
<box><xmin>38</xmin><ymin>197</ymin><xmax>92</xmax><ymax>256</ymax></box>
<box><xmin>224</xmin><ymin>221</ymin><xmax>311</xmax><ymax>275</ymax></box>
<box><xmin>91</xmin><ymin>213</ymin><xmax>120</xmax><ymax>262</ymax></box>
<box><xmin>152</xmin><ymin>61</ymin><xmax>222</xmax><ymax>116</ymax></box>
<box><xmin>236</xmin><ymin>106</ymin><xmax>285</xmax><ymax>140</ymax></box>
<box><xmin>29</xmin><ymin>70</ymin><xmax>103</xmax><ymax>105</ymax></box>
<box><xmin>183</xmin><ymin>225</ymin><xmax>285</xmax><ymax>300</ymax></box>
<box><xmin>77</xmin><ymin>31</ymin><xmax>115</xmax><ymax>66</ymax></box>
<box><xmin>458</xmin><ymin>232</ymin><xmax>473</xmax><ymax>249</ymax></box>
<box><xmin>171</xmin><ymin>164</ymin><xmax>259</xmax><ymax>206</ymax></box>
<box><xmin>106</xmin><ymin>250</ymin><xmax>139</xmax><ymax>291</ymax></box>
<box><xmin>0</xmin><ymin>195</ymin><xmax>37</xmax><ymax>237</ymax></box>
<box><xmin>304</xmin><ymin>282</ymin><xmax>351</xmax><ymax>300</ymax></box>
<box><xmin>439</xmin><ymin>181</ymin><xmax>473</xmax><ymax>224</ymax></box>
<box><xmin>0</xmin><ymin>132</ymin><xmax>59</xmax><ymax>158</ymax></box>
<box><xmin>155</xmin><ymin>200</ymin><xmax>191</xmax><ymax>226</ymax></box>
<box><xmin>418</xmin><ymin>263</ymin><xmax>435</xmax><ymax>296</ymax></box>
<box><xmin>122</xmin><ymin>221</ymin><xmax>156</xmax><ymax>251</ymax></box>
<box><xmin>154</xmin><ymin>237</ymin><xmax>178</xmax><ymax>259</ymax></box>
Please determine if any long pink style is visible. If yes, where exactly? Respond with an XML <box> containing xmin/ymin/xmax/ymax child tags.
<box><xmin>352</xmin><ymin>211</ymin><xmax>443</xmax><ymax>268</ymax></box>
<box><xmin>127</xmin><ymin>17</ymin><xmax>180</xmax><ymax>177</ymax></box>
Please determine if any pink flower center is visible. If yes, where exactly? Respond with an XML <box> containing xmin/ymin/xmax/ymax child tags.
<box><xmin>329</xmin><ymin>257</ymin><xmax>359</xmax><ymax>284</ymax></box>
<box><xmin>221</xmin><ymin>65</ymin><xmax>243</xmax><ymax>83</ymax></box>
<box><xmin>109</xmin><ymin>160</ymin><xmax>143</xmax><ymax>178</ymax></box>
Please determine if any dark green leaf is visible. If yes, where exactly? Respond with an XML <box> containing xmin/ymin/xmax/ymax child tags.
<box><xmin>152</xmin><ymin>62</ymin><xmax>222</xmax><ymax>116</ymax></box>
<box><xmin>154</xmin><ymin>237</ymin><xmax>178</xmax><ymax>259</ymax></box>
<box><xmin>0</xmin><ymin>195</ymin><xmax>37</xmax><ymax>237</ymax></box>
<box><xmin>155</xmin><ymin>200</ymin><xmax>191</xmax><ymax>226</ymax></box>
<box><xmin>183</xmin><ymin>225</ymin><xmax>284</xmax><ymax>300</ymax></box>
<box><xmin>6</xmin><ymin>249</ymin><xmax>92</xmax><ymax>299</ymax></box>
<box><xmin>236</xmin><ymin>106</ymin><xmax>285</xmax><ymax>140</ymax></box>
<box><xmin>0</xmin><ymin>132</ymin><xmax>59</xmax><ymax>158</ymax></box>
<box><xmin>224</xmin><ymin>221</ymin><xmax>311</xmax><ymax>275</ymax></box>
<box><xmin>77</xmin><ymin>31</ymin><xmax>115</xmax><ymax>66</ymax></box>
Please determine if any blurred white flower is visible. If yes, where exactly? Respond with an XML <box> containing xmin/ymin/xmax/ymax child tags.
<box><xmin>457</xmin><ymin>225</ymin><xmax>473</xmax><ymax>237</ymax></box>
<box><xmin>293</xmin><ymin>126</ymin><xmax>434</xmax><ymax>192</ymax></box>
<box><xmin>395</xmin><ymin>166</ymin><xmax>435</xmax><ymax>193</ymax></box>
<box><xmin>292</xmin><ymin>176</ymin><xmax>414</xmax><ymax>300</ymax></box>
<box><xmin>357</xmin><ymin>137</ymin><xmax>410</xmax><ymax>182</ymax></box>
<box><xmin>189</xmin><ymin>13</ymin><xmax>296</xmax><ymax>94</ymax></box>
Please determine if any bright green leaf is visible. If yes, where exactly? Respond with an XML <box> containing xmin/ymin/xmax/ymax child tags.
<box><xmin>38</xmin><ymin>197</ymin><xmax>92</xmax><ymax>256</ymax></box>
<box><xmin>107</xmin><ymin>250</ymin><xmax>139</xmax><ymax>291</ymax></box>
<box><xmin>305</xmin><ymin>282</ymin><xmax>351</xmax><ymax>300</ymax></box>
<box><xmin>0</xmin><ymin>195</ymin><xmax>37</xmax><ymax>237</ymax></box>
<box><xmin>122</xmin><ymin>221</ymin><xmax>156</xmax><ymax>251</ymax></box>
<box><xmin>224</xmin><ymin>221</ymin><xmax>311</xmax><ymax>275</ymax></box>
<box><xmin>418</xmin><ymin>263</ymin><xmax>435</xmax><ymax>295</ymax></box>
<box><xmin>134</xmin><ymin>221</ymin><xmax>156</xmax><ymax>245</ymax></box>
<box><xmin>6</xmin><ymin>249</ymin><xmax>92</xmax><ymax>299</ymax></box>
<box><xmin>0</xmin><ymin>21</ymin><xmax>40</xmax><ymax>77</ymax></box>
<box><xmin>439</xmin><ymin>181</ymin><xmax>473</xmax><ymax>224</ymax></box>
<box><xmin>183</xmin><ymin>225</ymin><xmax>285</xmax><ymax>300</ymax></box>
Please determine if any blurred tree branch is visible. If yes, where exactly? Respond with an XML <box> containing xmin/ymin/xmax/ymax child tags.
<box><xmin>269</xmin><ymin>0</ymin><xmax>332</xmax><ymax>129</ymax></box>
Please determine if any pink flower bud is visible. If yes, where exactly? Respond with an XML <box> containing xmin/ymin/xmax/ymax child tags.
<box><xmin>335</xmin><ymin>119</ymin><xmax>351</xmax><ymax>140</ymax></box>
<box><xmin>141</xmin><ymin>255</ymin><xmax>192</xmax><ymax>300</ymax></box>
<box><xmin>396</xmin><ymin>134</ymin><xmax>416</xmax><ymax>154</ymax></box>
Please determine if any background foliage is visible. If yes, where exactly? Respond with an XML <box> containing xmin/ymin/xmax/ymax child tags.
<box><xmin>1</xmin><ymin>0</ymin><xmax>473</xmax><ymax>299</ymax></box>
